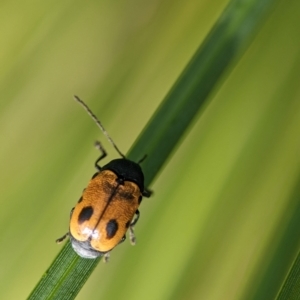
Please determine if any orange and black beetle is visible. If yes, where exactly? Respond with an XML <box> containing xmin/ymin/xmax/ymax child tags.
<box><xmin>57</xmin><ymin>96</ymin><xmax>151</xmax><ymax>261</ymax></box>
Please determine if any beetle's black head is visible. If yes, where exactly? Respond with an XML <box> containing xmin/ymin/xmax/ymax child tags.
<box><xmin>102</xmin><ymin>159</ymin><xmax>145</xmax><ymax>192</ymax></box>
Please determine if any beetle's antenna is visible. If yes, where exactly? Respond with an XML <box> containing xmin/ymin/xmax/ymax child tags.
<box><xmin>74</xmin><ymin>95</ymin><xmax>126</xmax><ymax>159</ymax></box>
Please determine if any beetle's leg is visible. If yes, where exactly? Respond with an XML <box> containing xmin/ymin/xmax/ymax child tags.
<box><xmin>56</xmin><ymin>207</ymin><xmax>75</xmax><ymax>243</ymax></box>
<box><xmin>142</xmin><ymin>188</ymin><xmax>152</xmax><ymax>198</ymax></box>
<box><xmin>56</xmin><ymin>232</ymin><xmax>69</xmax><ymax>243</ymax></box>
<box><xmin>94</xmin><ymin>141</ymin><xmax>107</xmax><ymax>171</ymax></box>
<box><xmin>129</xmin><ymin>210</ymin><xmax>140</xmax><ymax>245</ymax></box>
<box><xmin>137</xmin><ymin>155</ymin><xmax>153</xmax><ymax>197</ymax></box>
<box><xmin>70</xmin><ymin>207</ymin><xmax>75</xmax><ymax>218</ymax></box>
<box><xmin>103</xmin><ymin>251</ymin><xmax>110</xmax><ymax>263</ymax></box>
<box><xmin>119</xmin><ymin>235</ymin><xmax>126</xmax><ymax>245</ymax></box>
<box><xmin>131</xmin><ymin>210</ymin><xmax>140</xmax><ymax>226</ymax></box>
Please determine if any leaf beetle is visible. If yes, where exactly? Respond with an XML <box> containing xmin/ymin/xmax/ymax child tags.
<box><xmin>57</xmin><ymin>96</ymin><xmax>151</xmax><ymax>262</ymax></box>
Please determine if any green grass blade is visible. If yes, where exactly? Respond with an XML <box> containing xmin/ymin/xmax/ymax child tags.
<box><xmin>250</xmin><ymin>172</ymin><xmax>300</xmax><ymax>300</ymax></box>
<box><xmin>275</xmin><ymin>174</ymin><xmax>300</xmax><ymax>300</ymax></box>
<box><xmin>28</xmin><ymin>243</ymin><xmax>100</xmax><ymax>300</ymax></box>
<box><xmin>27</xmin><ymin>0</ymin><xmax>278</xmax><ymax>299</ymax></box>
<box><xmin>128</xmin><ymin>0</ymin><xmax>279</xmax><ymax>185</ymax></box>
<box><xmin>276</xmin><ymin>251</ymin><xmax>300</xmax><ymax>300</ymax></box>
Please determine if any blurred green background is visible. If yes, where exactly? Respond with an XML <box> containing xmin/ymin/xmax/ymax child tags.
<box><xmin>1</xmin><ymin>0</ymin><xmax>300</xmax><ymax>299</ymax></box>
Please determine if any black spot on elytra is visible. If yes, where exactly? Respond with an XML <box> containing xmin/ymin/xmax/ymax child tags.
<box><xmin>106</xmin><ymin>219</ymin><xmax>118</xmax><ymax>239</ymax></box>
<box><xmin>78</xmin><ymin>206</ymin><xmax>93</xmax><ymax>224</ymax></box>
<box><xmin>125</xmin><ymin>220</ymin><xmax>130</xmax><ymax>228</ymax></box>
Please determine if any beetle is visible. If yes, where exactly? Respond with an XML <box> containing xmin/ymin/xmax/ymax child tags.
<box><xmin>56</xmin><ymin>96</ymin><xmax>151</xmax><ymax>262</ymax></box>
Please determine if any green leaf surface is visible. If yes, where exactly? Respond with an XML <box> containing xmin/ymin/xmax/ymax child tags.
<box><xmin>28</xmin><ymin>242</ymin><xmax>100</xmax><ymax>300</ymax></box>
<box><xmin>128</xmin><ymin>0</ymin><xmax>277</xmax><ymax>184</ymax></box>
<box><xmin>277</xmin><ymin>250</ymin><xmax>300</xmax><ymax>300</ymax></box>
